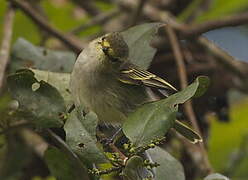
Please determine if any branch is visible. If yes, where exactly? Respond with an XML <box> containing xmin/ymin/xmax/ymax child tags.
<box><xmin>0</xmin><ymin>4</ymin><xmax>15</xmax><ymax>92</ymax></box>
<box><xmin>10</xmin><ymin>0</ymin><xmax>83</xmax><ymax>53</ymax></box>
<box><xmin>165</xmin><ymin>24</ymin><xmax>199</xmax><ymax>131</ymax></box>
<box><xmin>108</xmin><ymin>143</ymin><xmax>127</xmax><ymax>162</ymax></box>
<box><xmin>151</xmin><ymin>11</ymin><xmax>248</xmax><ymax>87</ymax></box>
<box><xmin>165</xmin><ymin>24</ymin><xmax>213</xmax><ymax>174</ymax></box>
<box><xmin>198</xmin><ymin>37</ymin><xmax>248</xmax><ymax>79</ymax></box>
<box><xmin>71</xmin><ymin>0</ymin><xmax>100</xmax><ymax>16</ymax></box>
<box><xmin>165</xmin><ymin>25</ymin><xmax>188</xmax><ymax>89</ymax></box>
<box><xmin>70</xmin><ymin>9</ymin><xmax>120</xmax><ymax>35</ymax></box>
<box><xmin>129</xmin><ymin>0</ymin><xmax>148</xmax><ymax>26</ymax></box>
<box><xmin>119</xmin><ymin>1</ymin><xmax>248</xmax><ymax>37</ymax></box>
<box><xmin>118</xmin><ymin>0</ymin><xmax>186</xmax><ymax>29</ymax></box>
<box><xmin>180</xmin><ymin>12</ymin><xmax>248</xmax><ymax>37</ymax></box>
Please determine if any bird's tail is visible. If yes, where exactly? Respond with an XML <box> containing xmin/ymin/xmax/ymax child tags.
<box><xmin>174</xmin><ymin>120</ymin><xmax>202</xmax><ymax>144</ymax></box>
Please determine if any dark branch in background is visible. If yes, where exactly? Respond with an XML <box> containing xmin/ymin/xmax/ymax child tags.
<box><xmin>129</xmin><ymin>0</ymin><xmax>148</xmax><ymax>26</ymax></box>
<box><xmin>70</xmin><ymin>9</ymin><xmax>120</xmax><ymax>35</ymax></box>
<box><xmin>143</xmin><ymin>7</ymin><xmax>248</xmax><ymax>87</ymax></box>
<box><xmin>71</xmin><ymin>0</ymin><xmax>101</xmax><ymax>16</ymax></box>
<box><xmin>181</xmin><ymin>0</ymin><xmax>212</xmax><ymax>23</ymax></box>
<box><xmin>165</xmin><ymin>25</ymin><xmax>188</xmax><ymax>88</ymax></box>
<box><xmin>0</xmin><ymin>4</ymin><xmax>15</xmax><ymax>92</ymax></box>
<box><xmin>26</xmin><ymin>0</ymin><xmax>50</xmax><ymax>46</ymax></box>
<box><xmin>118</xmin><ymin>0</ymin><xmax>183</xmax><ymax>29</ymax></box>
<box><xmin>165</xmin><ymin>24</ymin><xmax>213</xmax><ymax>174</ymax></box>
<box><xmin>9</xmin><ymin>0</ymin><xmax>83</xmax><ymax>53</ymax></box>
<box><xmin>119</xmin><ymin>0</ymin><xmax>248</xmax><ymax>37</ymax></box>
<box><xmin>198</xmin><ymin>37</ymin><xmax>248</xmax><ymax>80</ymax></box>
<box><xmin>180</xmin><ymin>12</ymin><xmax>248</xmax><ymax>37</ymax></box>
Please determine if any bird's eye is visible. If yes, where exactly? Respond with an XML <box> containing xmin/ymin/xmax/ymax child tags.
<box><xmin>102</xmin><ymin>46</ymin><xmax>109</xmax><ymax>54</ymax></box>
<box><xmin>100</xmin><ymin>36</ymin><xmax>121</xmax><ymax>63</ymax></box>
<box><xmin>102</xmin><ymin>47</ymin><xmax>120</xmax><ymax>62</ymax></box>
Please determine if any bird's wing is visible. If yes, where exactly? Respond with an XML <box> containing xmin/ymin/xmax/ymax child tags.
<box><xmin>119</xmin><ymin>65</ymin><xmax>203</xmax><ymax>143</ymax></box>
<box><xmin>118</xmin><ymin>65</ymin><xmax>177</xmax><ymax>91</ymax></box>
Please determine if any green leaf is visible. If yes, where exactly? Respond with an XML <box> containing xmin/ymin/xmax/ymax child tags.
<box><xmin>31</xmin><ymin>69</ymin><xmax>72</xmax><ymax>106</ymax></box>
<box><xmin>204</xmin><ymin>173</ymin><xmax>229</xmax><ymax>180</ymax></box>
<box><xmin>44</xmin><ymin>147</ymin><xmax>90</xmax><ymax>180</ymax></box>
<box><xmin>123</xmin><ymin>101</ymin><xmax>176</xmax><ymax>147</ymax></box>
<box><xmin>78</xmin><ymin>110</ymin><xmax>98</xmax><ymax>139</ymax></box>
<box><xmin>7</xmin><ymin>69</ymin><xmax>65</xmax><ymax>128</ymax></box>
<box><xmin>123</xmin><ymin>76</ymin><xmax>209</xmax><ymax>146</ymax></box>
<box><xmin>161</xmin><ymin>76</ymin><xmax>210</xmax><ymax>107</ymax></box>
<box><xmin>147</xmin><ymin>147</ymin><xmax>185</xmax><ymax>180</ymax></box>
<box><xmin>64</xmin><ymin>110</ymin><xmax>107</xmax><ymax>164</ymax></box>
<box><xmin>121</xmin><ymin>23</ymin><xmax>161</xmax><ymax>69</ymax></box>
<box><xmin>10</xmin><ymin>38</ymin><xmax>76</xmax><ymax>73</ymax></box>
<box><xmin>122</xmin><ymin>156</ymin><xmax>144</xmax><ymax>180</ymax></box>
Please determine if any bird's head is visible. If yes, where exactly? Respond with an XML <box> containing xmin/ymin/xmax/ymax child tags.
<box><xmin>98</xmin><ymin>32</ymin><xmax>129</xmax><ymax>65</ymax></box>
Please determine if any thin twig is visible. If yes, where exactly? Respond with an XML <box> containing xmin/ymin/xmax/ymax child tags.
<box><xmin>118</xmin><ymin>0</ymin><xmax>186</xmax><ymax>29</ymax></box>
<box><xmin>70</xmin><ymin>9</ymin><xmax>120</xmax><ymax>35</ymax></box>
<box><xmin>108</xmin><ymin>143</ymin><xmax>127</xmax><ymax>163</ymax></box>
<box><xmin>178</xmin><ymin>0</ymin><xmax>209</xmax><ymax>23</ymax></box>
<box><xmin>71</xmin><ymin>0</ymin><xmax>100</xmax><ymax>16</ymax></box>
<box><xmin>27</xmin><ymin>1</ymin><xmax>50</xmax><ymax>46</ymax></box>
<box><xmin>0</xmin><ymin>4</ymin><xmax>15</xmax><ymax>92</ymax></box>
<box><xmin>119</xmin><ymin>0</ymin><xmax>248</xmax><ymax>37</ymax></box>
<box><xmin>165</xmin><ymin>24</ymin><xmax>213</xmax><ymax>173</ymax></box>
<box><xmin>129</xmin><ymin>0</ymin><xmax>148</xmax><ymax>26</ymax></box>
<box><xmin>151</xmin><ymin>10</ymin><xmax>248</xmax><ymax>88</ymax></box>
<box><xmin>180</xmin><ymin>12</ymin><xmax>248</xmax><ymax>37</ymax></box>
<box><xmin>10</xmin><ymin>0</ymin><xmax>83</xmax><ymax>53</ymax></box>
<box><xmin>165</xmin><ymin>25</ymin><xmax>188</xmax><ymax>89</ymax></box>
<box><xmin>198</xmin><ymin>37</ymin><xmax>248</xmax><ymax>79</ymax></box>
<box><xmin>165</xmin><ymin>25</ymin><xmax>199</xmax><ymax>132</ymax></box>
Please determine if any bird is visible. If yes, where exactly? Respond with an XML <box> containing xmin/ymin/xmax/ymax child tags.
<box><xmin>70</xmin><ymin>32</ymin><xmax>202</xmax><ymax>144</ymax></box>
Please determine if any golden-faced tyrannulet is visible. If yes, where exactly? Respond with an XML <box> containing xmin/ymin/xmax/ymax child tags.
<box><xmin>70</xmin><ymin>32</ymin><xmax>201</xmax><ymax>143</ymax></box>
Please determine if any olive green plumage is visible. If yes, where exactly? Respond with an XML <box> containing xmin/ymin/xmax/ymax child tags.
<box><xmin>70</xmin><ymin>32</ymin><xmax>202</xmax><ymax>143</ymax></box>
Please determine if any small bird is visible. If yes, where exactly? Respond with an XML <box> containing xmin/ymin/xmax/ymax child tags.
<box><xmin>70</xmin><ymin>32</ymin><xmax>201</xmax><ymax>143</ymax></box>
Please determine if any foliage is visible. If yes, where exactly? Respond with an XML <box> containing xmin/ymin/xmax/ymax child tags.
<box><xmin>123</xmin><ymin>76</ymin><xmax>209</xmax><ymax>147</ymax></box>
<box><xmin>7</xmin><ymin>69</ymin><xmax>65</xmax><ymax>128</ymax></box>
<box><xmin>10</xmin><ymin>38</ymin><xmax>76</xmax><ymax>73</ymax></box>
<box><xmin>1</xmin><ymin>0</ymin><xmax>248</xmax><ymax>180</ymax></box>
<box><xmin>44</xmin><ymin>147</ymin><xmax>84</xmax><ymax>180</ymax></box>
<box><xmin>0</xmin><ymin>23</ymin><xmax>208</xmax><ymax>180</ymax></box>
<box><xmin>121</xmin><ymin>23</ymin><xmax>160</xmax><ymax>69</ymax></box>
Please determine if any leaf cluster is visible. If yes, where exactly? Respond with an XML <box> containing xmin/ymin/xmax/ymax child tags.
<box><xmin>1</xmin><ymin>23</ymin><xmax>210</xmax><ymax>180</ymax></box>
